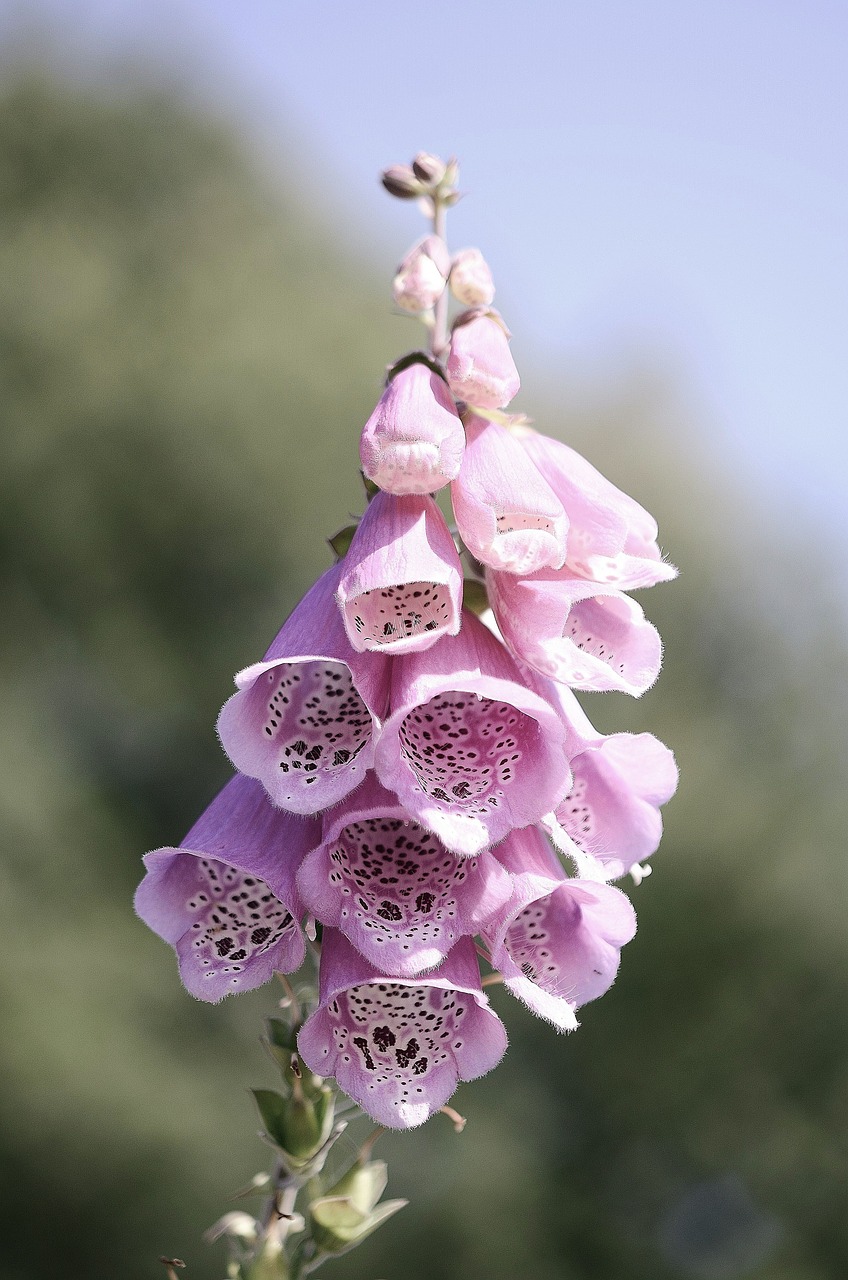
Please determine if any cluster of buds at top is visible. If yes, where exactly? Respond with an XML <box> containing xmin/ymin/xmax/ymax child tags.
<box><xmin>136</xmin><ymin>153</ymin><xmax>678</xmax><ymax>1140</ymax></box>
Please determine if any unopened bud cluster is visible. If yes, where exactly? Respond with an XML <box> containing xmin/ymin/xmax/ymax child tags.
<box><xmin>136</xmin><ymin>149</ymin><xmax>678</xmax><ymax>1274</ymax></box>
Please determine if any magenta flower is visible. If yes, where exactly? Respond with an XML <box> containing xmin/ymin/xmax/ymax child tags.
<box><xmin>485</xmin><ymin>825</ymin><xmax>637</xmax><ymax>1030</ymax></box>
<box><xmin>298</xmin><ymin>931</ymin><xmax>508</xmax><ymax>1129</ymax></box>
<box><xmin>336</xmin><ymin>490</ymin><xmax>462</xmax><ymax>655</ymax></box>
<box><xmin>359</xmin><ymin>361</ymin><xmax>465</xmax><ymax>495</ymax></box>
<box><xmin>554</xmin><ymin>731</ymin><xmax>678</xmax><ymax>879</ymax></box>
<box><xmin>515</xmin><ymin>428</ymin><xmax>677</xmax><ymax>589</ymax></box>
<box><xmin>392</xmin><ymin>235</ymin><xmax>451</xmax><ymax>313</ymax></box>
<box><xmin>217</xmin><ymin>564</ymin><xmax>390</xmax><ymax>814</ymax></box>
<box><xmin>297</xmin><ymin>774</ymin><xmax>512</xmax><ymax>976</ymax></box>
<box><xmin>135</xmin><ymin>775</ymin><xmax>319</xmax><ymax>1002</ymax></box>
<box><xmin>446</xmin><ymin>310</ymin><xmax>520</xmax><ymax>409</ymax></box>
<box><xmin>451</xmin><ymin>414</ymin><xmax>568</xmax><ymax>575</ymax></box>
<box><xmin>374</xmin><ymin>609</ymin><xmax>572</xmax><ymax>856</ymax></box>
<box><xmin>488</xmin><ymin>566</ymin><xmax>662</xmax><ymax>695</ymax></box>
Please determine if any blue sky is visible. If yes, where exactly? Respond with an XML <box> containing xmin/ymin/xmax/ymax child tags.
<box><xmin>4</xmin><ymin>0</ymin><xmax>847</xmax><ymax>556</ymax></box>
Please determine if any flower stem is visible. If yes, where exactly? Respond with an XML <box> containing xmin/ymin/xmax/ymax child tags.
<box><xmin>431</xmin><ymin>196</ymin><xmax>449</xmax><ymax>362</ymax></box>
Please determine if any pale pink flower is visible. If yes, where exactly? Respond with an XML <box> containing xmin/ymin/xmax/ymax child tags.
<box><xmin>392</xmin><ymin>235</ymin><xmax>451</xmax><ymax>313</ymax></box>
<box><xmin>374</xmin><ymin>608</ymin><xmax>572</xmax><ymax>856</ymax></box>
<box><xmin>217</xmin><ymin>564</ymin><xmax>390</xmax><ymax>814</ymax></box>
<box><xmin>135</xmin><ymin>775</ymin><xmax>318</xmax><ymax>1001</ymax></box>
<box><xmin>336</xmin><ymin>490</ymin><xmax>462</xmax><ymax>654</ymax></box>
<box><xmin>359</xmin><ymin>361</ymin><xmax>465</xmax><ymax>495</ymax></box>
<box><xmin>446</xmin><ymin>310</ymin><xmax>520</xmax><ymax>409</ymax></box>
<box><xmin>297</xmin><ymin>773</ymin><xmax>512</xmax><ymax>976</ymax></box>
<box><xmin>487</xmin><ymin>566</ymin><xmax>662</xmax><ymax>696</ymax></box>
<box><xmin>485</xmin><ymin>825</ymin><xmax>637</xmax><ymax>1030</ymax></box>
<box><xmin>451</xmin><ymin>414</ymin><xmax>568</xmax><ymax>575</ymax></box>
<box><xmin>449</xmin><ymin>247</ymin><xmax>495</xmax><ymax>306</ymax></box>
<box><xmin>514</xmin><ymin>427</ymin><xmax>677</xmax><ymax>588</ymax></box>
<box><xmin>298</xmin><ymin>931</ymin><xmax>507</xmax><ymax>1129</ymax></box>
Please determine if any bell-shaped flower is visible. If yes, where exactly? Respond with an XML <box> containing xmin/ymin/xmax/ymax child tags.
<box><xmin>449</xmin><ymin>247</ymin><xmax>495</xmax><ymax>307</ymax></box>
<box><xmin>515</xmin><ymin>427</ymin><xmax>677</xmax><ymax>589</ymax></box>
<box><xmin>217</xmin><ymin>564</ymin><xmax>390</xmax><ymax>814</ymax></box>
<box><xmin>297</xmin><ymin>774</ymin><xmax>512</xmax><ymax>976</ymax></box>
<box><xmin>485</xmin><ymin>825</ymin><xmax>637</xmax><ymax>1030</ymax></box>
<box><xmin>451</xmin><ymin>415</ymin><xmax>568</xmax><ymax>575</ymax></box>
<box><xmin>298</xmin><ymin>931</ymin><xmax>507</xmax><ymax>1129</ymax></box>
<box><xmin>446</xmin><ymin>309</ymin><xmax>520</xmax><ymax>409</ymax></box>
<box><xmin>488</xmin><ymin>566</ymin><xmax>662</xmax><ymax>696</ymax></box>
<box><xmin>359</xmin><ymin>361</ymin><xmax>464</xmax><ymax>495</ymax></box>
<box><xmin>336</xmin><ymin>491</ymin><xmax>462</xmax><ymax>655</ymax></box>
<box><xmin>392</xmin><ymin>235</ymin><xmax>450</xmax><ymax>313</ymax></box>
<box><xmin>135</xmin><ymin>775</ymin><xmax>319</xmax><ymax>1002</ymax></box>
<box><xmin>554</xmin><ymin>732</ymin><xmax>678</xmax><ymax>879</ymax></box>
<box><xmin>374</xmin><ymin>608</ymin><xmax>572</xmax><ymax>856</ymax></box>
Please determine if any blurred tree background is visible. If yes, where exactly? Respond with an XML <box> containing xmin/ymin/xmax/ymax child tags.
<box><xmin>1</xmin><ymin>72</ymin><xmax>847</xmax><ymax>1280</ymax></box>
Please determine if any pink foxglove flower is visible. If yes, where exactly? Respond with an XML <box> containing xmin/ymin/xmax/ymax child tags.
<box><xmin>298</xmin><ymin>931</ymin><xmax>507</xmax><ymax>1129</ymax></box>
<box><xmin>554</xmin><ymin>731</ymin><xmax>678</xmax><ymax>880</ymax></box>
<box><xmin>485</xmin><ymin>825</ymin><xmax>637</xmax><ymax>1030</ymax></box>
<box><xmin>135</xmin><ymin>775</ymin><xmax>318</xmax><ymax>1001</ymax></box>
<box><xmin>451</xmin><ymin>414</ymin><xmax>568</xmax><ymax>575</ymax></box>
<box><xmin>515</xmin><ymin>427</ymin><xmax>677</xmax><ymax>589</ymax></box>
<box><xmin>449</xmin><ymin>247</ymin><xmax>495</xmax><ymax>307</ymax></box>
<box><xmin>374</xmin><ymin>608</ymin><xmax>572</xmax><ymax>856</ymax></box>
<box><xmin>359</xmin><ymin>361</ymin><xmax>464</xmax><ymax>495</ymax></box>
<box><xmin>446</xmin><ymin>309</ymin><xmax>520</xmax><ymax>409</ymax></box>
<box><xmin>217</xmin><ymin>563</ymin><xmax>390</xmax><ymax>814</ymax></box>
<box><xmin>336</xmin><ymin>490</ymin><xmax>462</xmax><ymax>654</ymax></box>
<box><xmin>392</xmin><ymin>235</ymin><xmax>450</xmax><ymax>312</ymax></box>
<box><xmin>297</xmin><ymin>774</ymin><xmax>512</xmax><ymax>976</ymax></box>
<box><xmin>488</xmin><ymin>567</ymin><xmax>662</xmax><ymax>696</ymax></box>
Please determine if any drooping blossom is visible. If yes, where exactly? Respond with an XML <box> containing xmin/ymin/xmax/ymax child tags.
<box><xmin>451</xmin><ymin>414</ymin><xmax>568</xmax><ymax>575</ymax></box>
<box><xmin>487</xmin><ymin>566</ymin><xmax>662</xmax><ymax>696</ymax></box>
<box><xmin>514</xmin><ymin>426</ymin><xmax>677</xmax><ymax>589</ymax></box>
<box><xmin>485</xmin><ymin>825</ymin><xmax>637</xmax><ymax>1030</ymax></box>
<box><xmin>446</xmin><ymin>309</ymin><xmax>520</xmax><ymax>409</ymax></box>
<box><xmin>298</xmin><ymin>931</ymin><xmax>507</xmax><ymax>1129</ymax></box>
<box><xmin>135</xmin><ymin>774</ymin><xmax>318</xmax><ymax>1001</ymax></box>
<box><xmin>335</xmin><ymin>490</ymin><xmax>462</xmax><ymax>655</ymax></box>
<box><xmin>449</xmin><ymin>247</ymin><xmax>495</xmax><ymax>307</ymax></box>
<box><xmin>374</xmin><ymin>608</ymin><xmax>572</xmax><ymax>856</ymax></box>
<box><xmin>554</xmin><ymin>731</ymin><xmax>678</xmax><ymax>880</ymax></box>
<box><xmin>392</xmin><ymin>235</ymin><xmax>451</xmax><ymax>313</ymax></box>
<box><xmin>359</xmin><ymin>360</ymin><xmax>465</xmax><ymax>495</ymax></box>
<box><xmin>297</xmin><ymin>774</ymin><xmax>512</xmax><ymax>976</ymax></box>
<box><xmin>217</xmin><ymin>563</ymin><xmax>390</xmax><ymax>814</ymax></box>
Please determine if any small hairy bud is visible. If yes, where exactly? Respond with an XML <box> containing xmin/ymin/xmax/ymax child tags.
<box><xmin>392</xmin><ymin>235</ymin><xmax>450</xmax><ymax>313</ymax></box>
<box><xmin>381</xmin><ymin>164</ymin><xmax>423</xmax><ymax>199</ymax></box>
<box><xmin>412</xmin><ymin>152</ymin><xmax>447</xmax><ymax>185</ymax></box>
<box><xmin>450</xmin><ymin>247</ymin><xmax>496</xmax><ymax>306</ymax></box>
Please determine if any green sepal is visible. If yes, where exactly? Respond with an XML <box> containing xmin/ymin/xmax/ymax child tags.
<box><xmin>308</xmin><ymin>1159</ymin><xmax>406</xmax><ymax>1254</ymax></box>
<box><xmin>462</xmin><ymin>578</ymin><xmax>490</xmax><ymax>616</ymax></box>
<box><xmin>328</xmin><ymin>523</ymin><xmax>358</xmax><ymax>560</ymax></box>
<box><xmin>251</xmin><ymin>1086</ymin><xmax>336</xmax><ymax>1168</ymax></box>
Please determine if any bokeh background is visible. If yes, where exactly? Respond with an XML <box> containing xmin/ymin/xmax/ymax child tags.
<box><xmin>2</xmin><ymin>3</ymin><xmax>847</xmax><ymax>1278</ymax></box>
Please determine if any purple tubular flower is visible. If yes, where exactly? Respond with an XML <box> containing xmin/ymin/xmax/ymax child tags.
<box><xmin>487</xmin><ymin>567</ymin><xmax>662</xmax><ymax>696</ymax></box>
<box><xmin>298</xmin><ymin>931</ymin><xmax>508</xmax><ymax>1129</ymax></box>
<box><xmin>451</xmin><ymin>415</ymin><xmax>568</xmax><ymax>575</ymax></box>
<box><xmin>485</xmin><ymin>826</ymin><xmax>637</xmax><ymax>1030</ymax></box>
<box><xmin>446</xmin><ymin>310</ymin><xmax>520</xmax><ymax>409</ymax></box>
<box><xmin>359</xmin><ymin>362</ymin><xmax>465</xmax><ymax>495</ymax></box>
<box><xmin>297</xmin><ymin>774</ymin><xmax>512</xmax><ymax>976</ymax></box>
<box><xmin>514</xmin><ymin>428</ymin><xmax>677</xmax><ymax>588</ymax></box>
<box><xmin>217</xmin><ymin>564</ymin><xmax>390</xmax><ymax>814</ymax></box>
<box><xmin>555</xmin><ymin>732</ymin><xmax>678</xmax><ymax>879</ymax></box>
<box><xmin>374</xmin><ymin>609</ymin><xmax>572</xmax><ymax>856</ymax></box>
<box><xmin>336</xmin><ymin>491</ymin><xmax>462</xmax><ymax>655</ymax></box>
<box><xmin>135</xmin><ymin>775</ymin><xmax>319</xmax><ymax>1002</ymax></box>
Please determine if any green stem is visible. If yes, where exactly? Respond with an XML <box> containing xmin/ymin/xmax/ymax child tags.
<box><xmin>431</xmin><ymin>196</ymin><xmax>449</xmax><ymax>361</ymax></box>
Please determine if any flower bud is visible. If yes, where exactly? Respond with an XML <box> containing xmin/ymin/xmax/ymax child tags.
<box><xmin>412</xmin><ymin>151</ymin><xmax>447</xmax><ymax>185</ymax></box>
<box><xmin>449</xmin><ymin>247</ymin><xmax>495</xmax><ymax>306</ymax></box>
<box><xmin>252</xmin><ymin>1083</ymin><xmax>336</xmax><ymax>1169</ymax></box>
<box><xmin>309</xmin><ymin>1160</ymin><xmax>407</xmax><ymax>1254</ymax></box>
<box><xmin>381</xmin><ymin>164</ymin><xmax>423</xmax><ymax>199</ymax></box>
<box><xmin>392</xmin><ymin>235</ymin><xmax>450</xmax><ymax>313</ymax></box>
<box><xmin>446</xmin><ymin>308</ymin><xmax>520</xmax><ymax>409</ymax></box>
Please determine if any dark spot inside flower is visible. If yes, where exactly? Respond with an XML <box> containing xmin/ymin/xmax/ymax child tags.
<box><xmin>373</xmin><ymin>1025</ymin><xmax>396</xmax><ymax>1052</ymax></box>
<box><xmin>377</xmin><ymin>900</ymin><xmax>402</xmax><ymax>921</ymax></box>
<box><xmin>395</xmin><ymin>1038</ymin><xmax>420</xmax><ymax>1068</ymax></box>
<box><xmin>415</xmin><ymin>892</ymin><xmax>434</xmax><ymax>913</ymax></box>
<box><xmin>251</xmin><ymin>927</ymin><xmax>271</xmax><ymax>945</ymax></box>
<box><xmin>215</xmin><ymin>937</ymin><xmax>234</xmax><ymax>956</ymax></box>
<box><xmin>353</xmin><ymin>1036</ymin><xmax>375</xmax><ymax>1070</ymax></box>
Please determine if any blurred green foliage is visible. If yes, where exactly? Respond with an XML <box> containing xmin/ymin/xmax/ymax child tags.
<box><xmin>1</xmin><ymin>74</ymin><xmax>847</xmax><ymax>1280</ymax></box>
